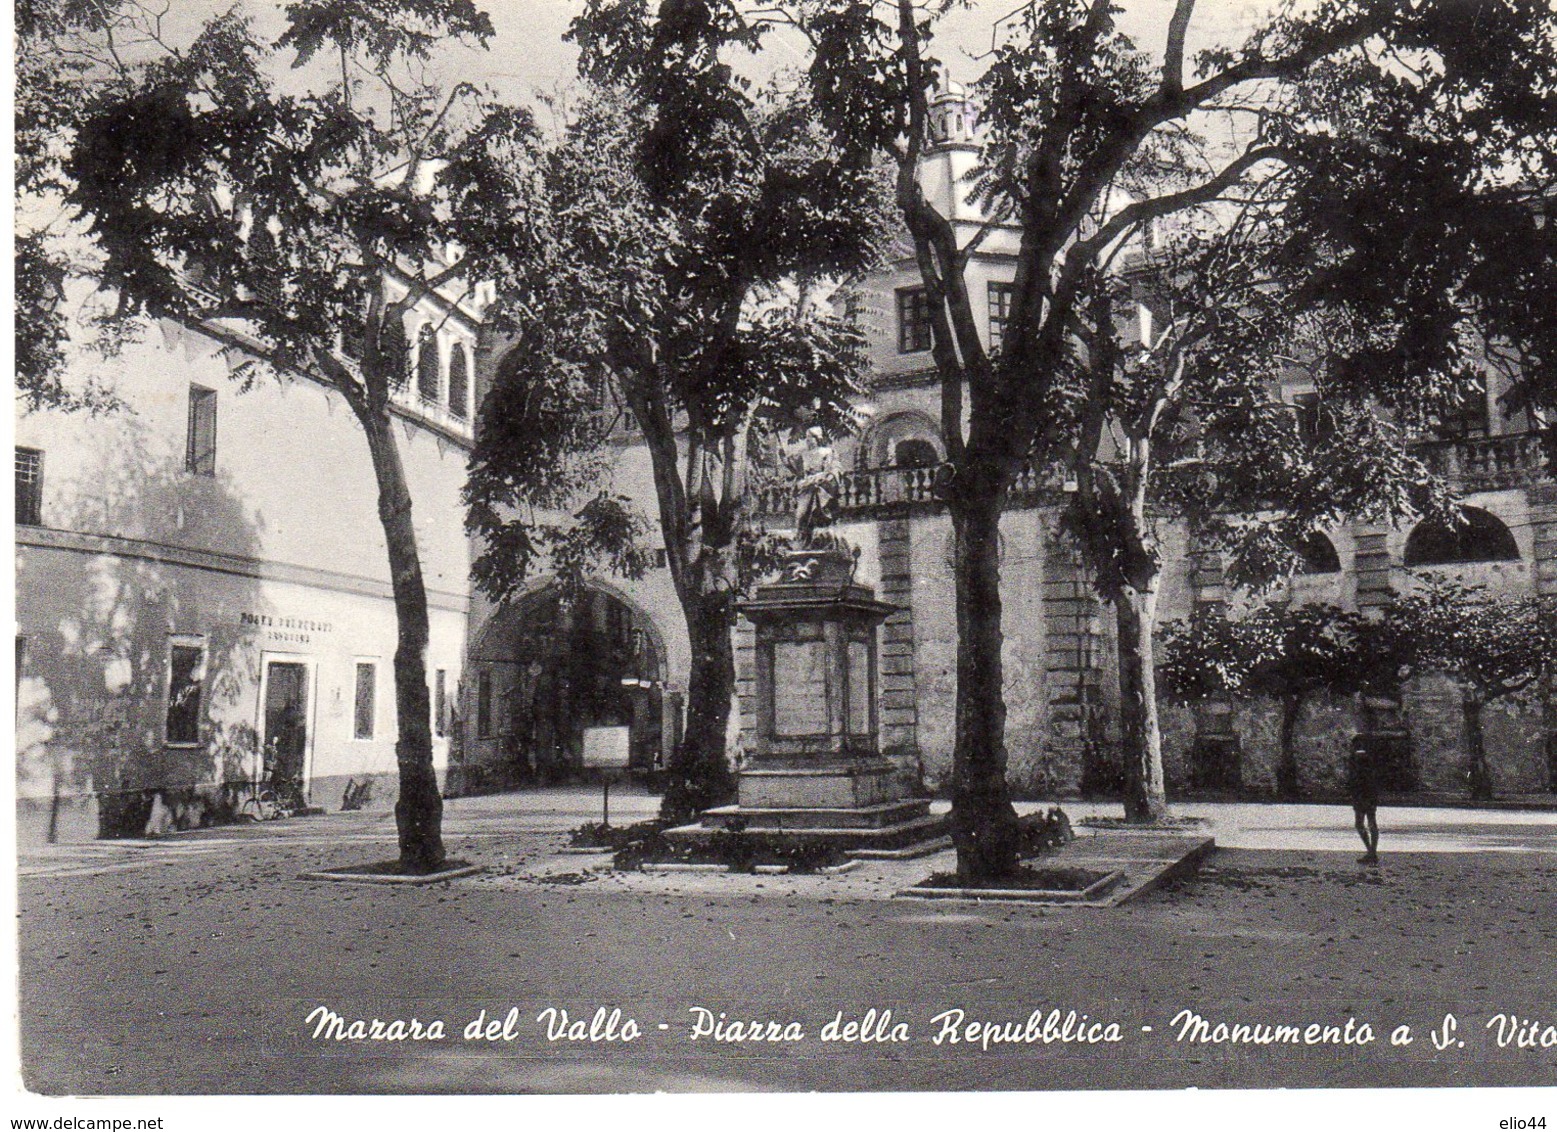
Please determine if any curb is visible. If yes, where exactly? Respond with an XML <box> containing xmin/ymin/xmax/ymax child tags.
<box><xmin>848</xmin><ymin>836</ymin><xmax>953</xmax><ymax>860</ymax></box>
<box><xmin>641</xmin><ymin>862</ymin><xmax>729</xmax><ymax>874</ymax></box>
<box><xmin>299</xmin><ymin>863</ymin><xmax>486</xmax><ymax>886</ymax></box>
<box><xmin>1112</xmin><ymin>837</ymin><xmax>1217</xmax><ymax>906</ymax></box>
<box><xmin>895</xmin><ymin>869</ymin><xmax>1124</xmax><ymax>906</ymax></box>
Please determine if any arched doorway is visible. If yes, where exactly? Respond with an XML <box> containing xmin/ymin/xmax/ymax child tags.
<box><xmin>466</xmin><ymin>583</ymin><xmax>673</xmax><ymax>787</ymax></box>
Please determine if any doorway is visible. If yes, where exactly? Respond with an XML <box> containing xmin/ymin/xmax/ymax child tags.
<box><xmin>262</xmin><ymin>659</ymin><xmax>311</xmax><ymax>802</ymax></box>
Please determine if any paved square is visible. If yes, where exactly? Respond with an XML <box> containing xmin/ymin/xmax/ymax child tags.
<box><xmin>17</xmin><ymin>791</ymin><xmax>1557</xmax><ymax>1093</ymax></box>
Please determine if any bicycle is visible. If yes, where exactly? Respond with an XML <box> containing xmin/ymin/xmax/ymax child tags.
<box><xmin>239</xmin><ymin>775</ymin><xmax>303</xmax><ymax>822</ymax></box>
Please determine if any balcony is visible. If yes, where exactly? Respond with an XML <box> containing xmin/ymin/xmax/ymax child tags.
<box><xmin>754</xmin><ymin>459</ymin><xmax>1067</xmax><ymax>519</ymax></box>
<box><xmin>1415</xmin><ymin>431</ymin><xmax>1550</xmax><ymax>492</ymax></box>
<box><xmin>752</xmin><ymin>432</ymin><xmax>1550</xmax><ymax>523</ymax></box>
<box><xmin>388</xmin><ymin>384</ymin><xmax>474</xmax><ymax>445</ymax></box>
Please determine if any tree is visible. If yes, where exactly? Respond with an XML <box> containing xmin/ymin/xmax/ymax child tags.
<box><xmin>15</xmin><ymin>0</ymin><xmax>137</xmax><ymax>413</ymax></box>
<box><xmin>784</xmin><ymin>0</ymin><xmax>1557</xmax><ymax>870</ymax></box>
<box><xmin>1160</xmin><ymin>602</ymin><xmax>1366</xmax><ymax>798</ymax></box>
<box><xmin>464</xmin><ymin>48</ymin><xmax>889</xmax><ymax>820</ymax></box>
<box><xmin>1381</xmin><ymin>580</ymin><xmax>1554</xmax><ymax>800</ymax></box>
<box><xmin>57</xmin><ymin>0</ymin><xmax>526</xmax><ymax>871</ymax></box>
<box><xmin>1057</xmin><ymin>143</ymin><xmax>1516</xmax><ymax>821</ymax></box>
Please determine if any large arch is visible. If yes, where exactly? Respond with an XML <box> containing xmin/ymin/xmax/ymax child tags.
<box><xmin>861</xmin><ymin>410</ymin><xmax>946</xmax><ymax>469</ymax></box>
<box><xmin>1403</xmin><ymin>506</ymin><xmax>1520</xmax><ymax>567</ymax></box>
<box><xmin>464</xmin><ymin>579</ymin><xmax>674</xmax><ymax>787</ymax></box>
<box><xmin>1295</xmin><ymin>531</ymin><xmax>1342</xmax><ymax>575</ymax></box>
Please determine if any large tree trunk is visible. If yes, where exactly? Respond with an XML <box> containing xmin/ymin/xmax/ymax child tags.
<box><xmin>660</xmin><ymin>577</ymin><xmax>738</xmax><ymax>823</ymax></box>
<box><xmin>1114</xmin><ymin>581</ymin><xmax>1168</xmax><ymax>823</ymax></box>
<box><xmin>361</xmin><ymin>408</ymin><xmax>445</xmax><ymax>872</ymax></box>
<box><xmin>1463</xmin><ymin>690</ymin><xmax>1493</xmax><ymax>801</ymax></box>
<box><xmin>947</xmin><ymin>474</ymin><xmax>1021</xmax><ymax>882</ymax></box>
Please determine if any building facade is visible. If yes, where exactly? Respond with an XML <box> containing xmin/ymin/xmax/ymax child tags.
<box><xmin>16</xmin><ymin>286</ymin><xmax>482</xmax><ymax>845</ymax></box>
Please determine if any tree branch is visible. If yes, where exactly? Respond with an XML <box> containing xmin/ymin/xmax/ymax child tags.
<box><xmin>1071</xmin><ymin>144</ymin><xmax>1288</xmax><ymax>273</ymax></box>
<box><xmin>1163</xmin><ymin>0</ymin><xmax>1197</xmax><ymax>99</ymax></box>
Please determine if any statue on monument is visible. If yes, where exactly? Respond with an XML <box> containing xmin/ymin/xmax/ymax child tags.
<box><xmin>785</xmin><ymin>425</ymin><xmax>841</xmax><ymax>550</ymax></box>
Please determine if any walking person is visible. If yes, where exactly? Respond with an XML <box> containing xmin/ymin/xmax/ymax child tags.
<box><xmin>1348</xmin><ymin>736</ymin><xmax>1380</xmax><ymax>864</ymax></box>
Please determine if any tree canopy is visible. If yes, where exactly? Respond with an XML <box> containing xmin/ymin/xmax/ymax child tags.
<box><xmin>782</xmin><ymin>0</ymin><xmax>1557</xmax><ymax>855</ymax></box>
<box><xmin>464</xmin><ymin>7</ymin><xmax>893</xmax><ymax>817</ymax></box>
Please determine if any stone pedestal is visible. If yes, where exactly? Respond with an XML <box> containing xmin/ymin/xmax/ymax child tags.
<box><xmin>668</xmin><ymin>546</ymin><xmax>946</xmax><ymax>855</ymax></box>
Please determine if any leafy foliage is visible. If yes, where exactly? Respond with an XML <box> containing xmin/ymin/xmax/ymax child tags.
<box><xmin>789</xmin><ymin>0</ymin><xmax>1557</xmax><ymax>842</ymax></box>
<box><xmin>1381</xmin><ymin>579</ymin><xmax>1555</xmax><ymax>706</ymax></box>
<box><xmin>60</xmin><ymin>7</ymin><xmax>530</xmax><ymax>391</ymax></box>
<box><xmin>464</xmin><ymin>18</ymin><xmax>892</xmax><ymax>820</ymax></box>
<box><xmin>1162</xmin><ymin>584</ymin><xmax>1552</xmax><ymax>710</ymax></box>
<box><xmin>1159</xmin><ymin>602</ymin><xmax>1367</xmax><ymax>706</ymax></box>
<box><xmin>1017</xmin><ymin>807</ymin><xmax>1075</xmax><ymax>859</ymax></box>
<box><xmin>465</xmin><ymin>85</ymin><xmax>883</xmax><ymax>595</ymax></box>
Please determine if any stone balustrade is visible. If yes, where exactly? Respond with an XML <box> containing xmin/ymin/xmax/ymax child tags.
<box><xmin>1417</xmin><ymin>431</ymin><xmax>1550</xmax><ymax>491</ymax></box>
<box><xmin>752</xmin><ymin>432</ymin><xmax>1550</xmax><ymax>520</ymax></box>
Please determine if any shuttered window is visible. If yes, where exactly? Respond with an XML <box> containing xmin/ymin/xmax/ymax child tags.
<box><xmin>987</xmin><ymin>282</ymin><xmax>1013</xmax><ymax>355</ymax></box>
<box><xmin>353</xmin><ymin>662</ymin><xmax>376</xmax><ymax>741</ymax></box>
<box><xmin>186</xmin><ymin>386</ymin><xmax>217</xmax><ymax>476</ymax></box>
<box><xmin>897</xmin><ymin>287</ymin><xmax>931</xmax><ymax>353</ymax></box>
<box><xmin>16</xmin><ymin>448</ymin><xmax>42</xmax><ymax>525</ymax></box>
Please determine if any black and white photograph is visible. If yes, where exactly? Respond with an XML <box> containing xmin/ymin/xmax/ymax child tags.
<box><xmin>10</xmin><ymin>0</ymin><xmax>1557</xmax><ymax>1122</ymax></box>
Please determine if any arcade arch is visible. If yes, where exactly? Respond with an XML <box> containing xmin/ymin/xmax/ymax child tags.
<box><xmin>1403</xmin><ymin>506</ymin><xmax>1520</xmax><ymax>567</ymax></box>
<box><xmin>464</xmin><ymin>581</ymin><xmax>676</xmax><ymax>786</ymax></box>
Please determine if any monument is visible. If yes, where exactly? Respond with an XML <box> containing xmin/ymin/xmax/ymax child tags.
<box><xmin>668</xmin><ymin>536</ymin><xmax>946</xmax><ymax>855</ymax></box>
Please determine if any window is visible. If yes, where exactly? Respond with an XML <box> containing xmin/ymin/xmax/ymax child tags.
<box><xmin>248</xmin><ymin>224</ymin><xmax>282</xmax><ymax>304</ymax></box>
<box><xmin>448</xmin><ymin>343</ymin><xmax>470</xmax><ymax>420</ymax></box>
<box><xmin>342</xmin><ymin>317</ymin><xmax>365</xmax><ymax>361</ymax></box>
<box><xmin>416</xmin><ymin>327</ymin><xmax>440</xmax><ymax>405</ymax></box>
<box><xmin>16</xmin><ymin>448</ymin><xmax>42</xmax><ymax>526</ymax></box>
<box><xmin>477</xmin><ymin>671</ymin><xmax>493</xmax><ymax>740</ymax></box>
<box><xmin>897</xmin><ymin>287</ymin><xmax>932</xmax><ymax>354</ymax></box>
<box><xmin>1295</xmin><ymin>532</ymin><xmax>1341</xmax><ymax>574</ymax></box>
<box><xmin>165</xmin><ymin>639</ymin><xmax>205</xmax><ymax>746</ymax></box>
<box><xmin>434</xmin><ymin>668</ymin><xmax>448</xmax><ymax>738</ymax></box>
<box><xmin>841</xmin><ymin>288</ymin><xmax>862</xmax><ymax>323</ymax></box>
<box><xmin>185</xmin><ymin>387</ymin><xmax>217</xmax><ymax>476</ymax></box>
<box><xmin>341</xmin><ymin>286</ymin><xmax>368</xmax><ymax>360</ymax></box>
<box><xmin>353</xmin><ymin>661</ymin><xmax>376</xmax><ymax>740</ymax></box>
<box><xmin>987</xmin><ymin>282</ymin><xmax>1014</xmax><ymax>355</ymax></box>
<box><xmin>605</xmin><ymin>599</ymin><xmax>632</xmax><ymax>654</ymax></box>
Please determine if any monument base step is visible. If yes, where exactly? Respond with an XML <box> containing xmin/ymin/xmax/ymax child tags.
<box><xmin>697</xmin><ymin>798</ymin><xmax>931</xmax><ymax>831</ymax></box>
<box><xmin>665</xmin><ymin>812</ymin><xmax>949</xmax><ymax>854</ymax></box>
<box><xmin>736</xmin><ymin>763</ymin><xmax>903</xmax><ymax>810</ymax></box>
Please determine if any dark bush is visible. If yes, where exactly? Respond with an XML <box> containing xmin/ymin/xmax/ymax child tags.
<box><xmin>1017</xmin><ymin>807</ymin><xmax>1073</xmax><ymax>858</ymax></box>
